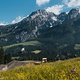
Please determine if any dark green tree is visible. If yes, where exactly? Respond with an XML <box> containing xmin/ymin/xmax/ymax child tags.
<box><xmin>4</xmin><ymin>53</ymin><xmax>11</xmax><ymax>64</ymax></box>
<box><xmin>0</xmin><ymin>46</ymin><xmax>5</xmax><ymax>64</ymax></box>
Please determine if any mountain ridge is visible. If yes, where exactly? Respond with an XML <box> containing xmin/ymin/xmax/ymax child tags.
<box><xmin>0</xmin><ymin>8</ymin><xmax>80</xmax><ymax>61</ymax></box>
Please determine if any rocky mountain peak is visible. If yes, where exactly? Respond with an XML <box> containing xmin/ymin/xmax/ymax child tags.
<box><xmin>57</xmin><ymin>12</ymin><xmax>67</xmax><ymax>24</ymax></box>
<box><xmin>68</xmin><ymin>8</ymin><xmax>79</xmax><ymax>19</ymax></box>
<box><xmin>0</xmin><ymin>8</ymin><xmax>80</xmax><ymax>45</ymax></box>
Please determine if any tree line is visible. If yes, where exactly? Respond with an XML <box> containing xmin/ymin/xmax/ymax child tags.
<box><xmin>0</xmin><ymin>46</ymin><xmax>11</xmax><ymax>64</ymax></box>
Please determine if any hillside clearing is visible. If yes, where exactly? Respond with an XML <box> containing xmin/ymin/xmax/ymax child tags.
<box><xmin>4</xmin><ymin>41</ymin><xmax>41</xmax><ymax>49</ymax></box>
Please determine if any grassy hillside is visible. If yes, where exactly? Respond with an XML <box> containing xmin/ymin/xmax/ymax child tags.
<box><xmin>0</xmin><ymin>58</ymin><xmax>80</xmax><ymax>80</ymax></box>
<box><xmin>4</xmin><ymin>41</ymin><xmax>41</xmax><ymax>49</ymax></box>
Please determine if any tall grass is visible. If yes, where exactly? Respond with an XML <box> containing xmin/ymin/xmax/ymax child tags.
<box><xmin>0</xmin><ymin>58</ymin><xmax>80</xmax><ymax>80</ymax></box>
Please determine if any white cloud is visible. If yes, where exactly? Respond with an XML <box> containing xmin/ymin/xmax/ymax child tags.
<box><xmin>36</xmin><ymin>0</ymin><xmax>50</xmax><ymax>6</ymax></box>
<box><xmin>0</xmin><ymin>23</ymin><xmax>5</xmax><ymax>25</ymax></box>
<box><xmin>46</xmin><ymin>5</ymin><xmax>64</xmax><ymax>15</ymax></box>
<box><xmin>63</xmin><ymin>0</ymin><xmax>80</xmax><ymax>8</ymax></box>
<box><xmin>11</xmin><ymin>16</ymin><xmax>25</xmax><ymax>24</ymax></box>
<box><xmin>0</xmin><ymin>22</ymin><xmax>8</xmax><ymax>25</ymax></box>
<box><xmin>0</xmin><ymin>15</ymin><xmax>28</xmax><ymax>25</ymax></box>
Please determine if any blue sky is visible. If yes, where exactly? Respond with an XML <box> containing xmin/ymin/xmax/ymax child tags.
<box><xmin>0</xmin><ymin>0</ymin><xmax>80</xmax><ymax>25</ymax></box>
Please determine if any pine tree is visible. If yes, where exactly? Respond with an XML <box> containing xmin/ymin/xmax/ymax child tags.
<box><xmin>0</xmin><ymin>46</ymin><xmax>5</xmax><ymax>64</ymax></box>
<box><xmin>4</xmin><ymin>53</ymin><xmax>11</xmax><ymax>64</ymax></box>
